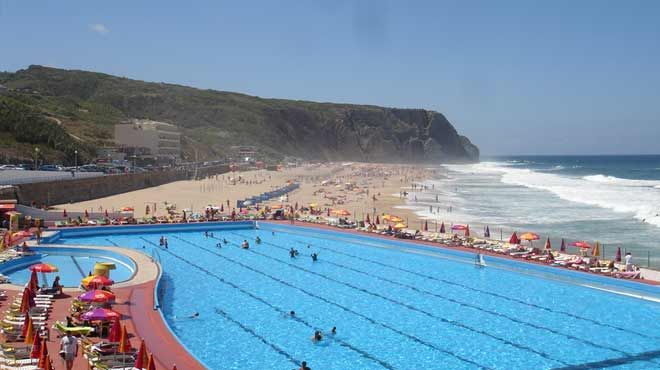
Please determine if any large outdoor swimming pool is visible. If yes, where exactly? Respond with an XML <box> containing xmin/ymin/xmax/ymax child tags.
<box><xmin>53</xmin><ymin>223</ymin><xmax>660</xmax><ymax>370</ymax></box>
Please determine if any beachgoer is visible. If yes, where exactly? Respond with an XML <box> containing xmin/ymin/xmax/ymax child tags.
<box><xmin>204</xmin><ymin>231</ymin><xmax>208</xmax><ymax>238</ymax></box>
<box><xmin>189</xmin><ymin>312</ymin><xmax>199</xmax><ymax>319</ymax></box>
<box><xmin>330</xmin><ymin>326</ymin><xmax>336</xmax><ymax>335</ymax></box>
<box><xmin>290</xmin><ymin>310</ymin><xmax>296</xmax><ymax>317</ymax></box>
<box><xmin>311</xmin><ymin>253</ymin><xmax>318</xmax><ymax>262</ymax></box>
<box><xmin>216</xmin><ymin>243</ymin><xmax>222</xmax><ymax>248</ymax></box>
<box><xmin>159</xmin><ymin>236</ymin><xmax>164</xmax><ymax>246</ymax></box>
<box><xmin>223</xmin><ymin>238</ymin><xmax>229</xmax><ymax>244</ymax></box>
<box><xmin>59</xmin><ymin>331</ymin><xmax>78</xmax><ymax>370</ymax></box>
<box><xmin>311</xmin><ymin>330</ymin><xmax>323</xmax><ymax>342</ymax></box>
<box><xmin>625</xmin><ymin>252</ymin><xmax>633</xmax><ymax>271</ymax></box>
<box><xmin>289</xmin><ymin>248</ymin><xmax>296</xmax><ymax>258</ymax></box>
<box><xmin>242</xmin><ymin>240</ymin><xmax>249</xmax><ymax>249</ymax></box>
<box><xmin>52</xmin><ymin>275</ymin><xmax>63</xmax><ymax>295</ymax></box>
<box><xmin>256</xmin><ymin>236</ymin><xmax>261</xmax><ymax>244</ymax></box>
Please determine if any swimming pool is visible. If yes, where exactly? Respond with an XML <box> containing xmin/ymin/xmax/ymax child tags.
<box><xmin>0</xmin><ymin>247</ymin><xmax>136</xmax><ymax>288</ymax></box>
<box><xmin>52</xmin><ymin>223</ymin><xmax>660</xmax><ymax>369</ymax></box>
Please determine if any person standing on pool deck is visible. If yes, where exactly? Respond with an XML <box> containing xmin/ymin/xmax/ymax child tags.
<box><xmin>60</xmin><ymin>331</ymin><xmax>78</xmax><ymax>370</ymax></box>
<box><xmin>625</xmin><ymin>252</ymin><xmax>633</xmax><ymax>271</ymax></box>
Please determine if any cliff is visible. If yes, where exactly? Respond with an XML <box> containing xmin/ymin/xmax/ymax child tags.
<box><xmin>0</xmin><ymin>65</ymin><xmax>479</xmax><ymax>164</ymax></box>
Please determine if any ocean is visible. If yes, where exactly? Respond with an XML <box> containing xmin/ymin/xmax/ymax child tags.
<box><xmin>402</xmin><ymin>155</ymin><xmax>660</xmax><ymax>268</ymax></box>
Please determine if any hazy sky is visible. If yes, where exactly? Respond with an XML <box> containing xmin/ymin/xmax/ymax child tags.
<box><xmin>1</xmin><ymin>0</ymin><xmax>659</xmax><ymax>155</ymax></box>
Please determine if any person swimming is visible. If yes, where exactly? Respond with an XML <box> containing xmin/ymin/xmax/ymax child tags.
<box><xmin>299</xmin><ymin>361</ymin><xmax>311</xmax><ymax>370</ymax></box>
<box><xmin>311</xmin><ymin>253</ymin><xmax>318</xmax><ymax>262</ymax></box>
<box><xmin>241</xmin><ymin>240</ymin><xmax>249</xmax><ymax>249</ymax></box>
<box><xmin>330</xmin><ymin>326</ymin><xmax>336</xmax><ymax>335</ymax></box>
<box><xmin>311</xmin><ymin>330</ymin><xmax>323</xmax><ymax>342</ymax></box>
<box><xmin>289</xmin><ymin>248</ymin><xmax>296</xmax><ymax>258</ymax></box>
<box><xmin>216</xmin><ymin>243</ymin><xmax>222</xmax><ymax>248</ymax></box>
<box><xmin>290</xmin><ymin>310</ymin><xmax>295</xmax><ymax>317</ymax></box>
<box><xmin>189</xmin><ymin>312</ymin><xmax>199</xmax><ymax>319</ymax></box>
<box><xmin>223</xmin><ymin>238</ymin><xmax>229</xmax><ymax>244</ymax></box>
<box><xmin>255</xmin><ymin>236</ymin><xmax>262</xmax><ymax>244</ymax></box>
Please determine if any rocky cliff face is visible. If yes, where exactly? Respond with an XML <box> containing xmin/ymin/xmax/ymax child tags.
<box><xmin>0</xmin><ymin>65</ymin><xmax>479</xmax><ymax>163</ymax></box>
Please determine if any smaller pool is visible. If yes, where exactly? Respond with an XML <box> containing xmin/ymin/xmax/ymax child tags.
<box><xmin>0</xmin><ymin>247</ymin><xmax>135</xmax><ymax>287</ymax></box>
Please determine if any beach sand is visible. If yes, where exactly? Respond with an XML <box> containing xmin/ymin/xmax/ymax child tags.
<box><xmin>56</xmin><ymin>163</ymin><xmax>438</xmax><ymax>229</ymax></box>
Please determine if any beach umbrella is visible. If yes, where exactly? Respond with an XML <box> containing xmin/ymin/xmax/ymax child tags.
<box><xmin>375</xmin><ymin>215</ymin><xmax>380</xmax><ymax>224</ymax></box>
<box><xmin>37</xmin><ymin>338</ymin><xmax>48</xmax><ymax>368</ymax></box>
<box><xmin>108</xmin><ymin>317</ymin><xmax>121</xmax><ymax>342</ymax></box>
<box><xmin>119</xmin><ymin>325</ymin><xmax>132</xmax><ymax>353</ymax></box>
<box><xmin>105</xmin><ymin>209</ymin><xmax>109</xmax><ymax>217</ymax></box>
<box><xmin>519</xmin><ymin>232</ymin><xmax>540</xmax><ymax>242</ymax></box>
<box><xmin>220</xmin><ymin>204</ymin><xmax>224</xmax><ymax>212</ymax></box>
<box><xmin>365</xmin><ymin>214</ymin><xmax>370</xmax><ymax>223</ymax></box>
<box><xmin>465</xmin><ymin>225</ymin><xmax>470</xmax><ymax>237</ymax></box>
<box><xmin>84</xmin><ymin>209</ymin><xmax>89</xmax><ymax>218</ymax></box>
<box><xmin>133</xmin><ymin>339</ymin><xmax>149</xmax><ymax>369</ymax></box>
<box><xmin>439</xmin><ymin>222</ymin><xmax>446</xmax><ymax>233</ymax></box>
<box><xmin>451</xmin><ymin>224</ymin><xmax>467</xmax><ymax>231</ymax></box>
<box><xmin>560</xmin><ymin>238</ymin><xmax>566</xmax><ymax>252</ymax></box>
<box><xmin>326</xmin><ymin>208</ymin><xmax>330</xmax><ymax>217</ymax></box>
<box><xmin>29</xmin><ymin>332</ymin><xmax>41</xmax><ymax>358</ymax></box>
<box><xmin>29</xmin><ymin>269</ymin><xmax>39</xmax><ymax>292</ymax></box>
<box><xmin>78</xmin><ymin>289</ymin><xmax>116</xmax><ymax>303</ymax></box>
<box><xmin>592</xmin><ymin>242</ymin><xmax>601</xmax><ymax>257</ymax></box>
<box><xmin>147</xmin><ymin>353</ymin><xmax>156</xmax><ymax>370</ymax></box>
<box><xmin>509</xmin><ymin>232</ymin><xmax>520</xmax><ymax>244</ymax></box>
<box><xmin>424</xmin><ymin>220</ymin><xmax>428</xmax><ymax>231</ymax></box>
<box><xmin>393</xmin><ymin>223</ymin><xmax>407</xmax><ymax>229</ymax></box>
<box><xmin>484</xmin><ymin>226</ymin><xmax>490</xmax><ymax>238</ymax></box>
<box><xmin>20</xmin><ymin>287</ymin><xmax>35</xmax><ymax>313</ymax></box>
<box><xmin>294</xmin><ymin>202</ymin><xmax>298</xmax><ymax>210</ymax></box>
<box><xmin>62</xmin><ymin>209</ymin><xmax>67</xmax><ymax>218</ymax></box>
<box><xmin>615</xmin><ymin>247</ymin><xmax>622</xmax><ymax>262</ymax></box>
<box><xmin>81</xmin><ymin>307</ymin><xmax>121</xmax><ymax>322</ymax></box>
<box><xmin>29</xmin><ymin>263</ymin><xmax>59</xmax><ymax>273</ymax></box>
<box><xmin>134</xmin><ymin>339</ymin><xmax>148</xmax><ymax>369</ymax></box>
<box><xmin>389</xmin><ymin>216</ymin><xmax>404</xmax><ymax>223</ymax></box>
<box><xmin>333</xmin><ymin>209</ymin><xmax>351</xmax><ymax>216</ymax></box>
<box><xmin>22</xmin><ymin>315</ymin><xmax>33</xmax><ymax>343</ymax></box>
<box><xmin>82</xmin><ymin>275</ymin><xmax>114</xmax><ymax>288</ymax></box>
<box><xmin>570</xmin><ymin>241</ymin><xmax>592</xmax><ymax>249</ymax></box>
<box><xmin>42</xmin><ymin>355</ymin><xmax>53</xmax><ymax>370</ymax></box>
<box><xmin>544</xmin><ymin>237</ymin><xmax>552</xmax><ymax>251</ymax></box>
<box><xmin>173</xmin><ymin>365</ymin><xmax>178</xmax><ymax>370</ymax></box>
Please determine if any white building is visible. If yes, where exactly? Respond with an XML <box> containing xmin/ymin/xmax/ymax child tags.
<box><xmin>114</xmin><ymin>119</ymin><xmax>181</xmax><ymax>161</ymax></box>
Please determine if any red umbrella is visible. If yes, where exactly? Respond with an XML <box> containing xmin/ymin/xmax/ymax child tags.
<box><xmin>451</xmin><ymin>224</ymin><xmax>467</xmax><ymax>231</ymax></box>
<box><xmin>147</xmin><ymin>353</ymin><xmax>156</xmax><ymax>370</ymax></box>
<box><xmin>134</xmin><ymin>339</ymin><xmax>148</xmax><ymax>369</ymax></box>
<box><xmin>20</xmin><ymin>287</ymin><xmax>35</xmax><ymax>313</ymax></box>
<box><xmin>38</xmin><ymin>338</ymin><xmax>48</xmax><ymax>368</ymax></box>
<box><xmin>62</xmin><ymin>209</ymin><xmax>67</xmax><ymax>218</ymax></box>
<box><xmin>108</xmin><ymin>317</ymin><xmax>121</xmax><ymax>342</ymax></box>
<box><xmin>119</xmin><ymin>325</ymin><xmax>132</xmax><ymax>353</ymax></box>
<box><xmin>21</xmin><ymin>314</ymin><xmax>32</xmax><ymax>338</ymax></box>
<box><xmin>81</xmin><ymin>307</ymin><xmax>121</xmax><ymax>321</ymax></box>
<box><xmin>375</xmin><ymin>215</ymin><xmax>380</xmax><ymax>225</ymax></box>
<box><xmin>29</xmin><ymin>263</ymin><xmax>59</xmax><ymax>273</ymax></box>
<box><xmin>544</xmin><ymin>237</ymin><xmax>552</xmax><ymax>250</ymax></box>
<box><xmin>30</xmin><ymin>332</ymin><xmax>41</xmax><ymax>358</ymax></box>
<box><xmin>172</xmin><ymin>365</ymin><xmax>178</xmax><ymax>370</ymax></box>
<box><xmin>85</xmin><ymin>275</ymin><xmax>114</xmax><ymax>288</ymax></box>
<box><xmin>439</xmin><ymin>222</ymin><xmax>446</xmax><ymax>233</ymax></box>
<box><xmin>615</xmin><ymin>247</ymin><xmax>622</xmax><ymax>262</ymax></box>
<box><xmin>509</xmin><ymin>232</ymin><xmax>520</xmax><ymax>244</ymax></box>
<box><xmin>29</xmin><ymin>269</ymin><xmax>39</xmax><ymax>292</ymax></box>
<box><xmin>424</xmin><ymin>220</ymin><xmax>428</xmax><ymax>231</ymax></box>
<box><xmin>560</xmin><ymin>238</ymin><xmax>566</xmax><ymax>252</ymax></box>
<box><xmin>327</xmin><ymin>208</ymin><xmax>330</xmax><ymax>217</ymax></box>
<box><xmin>570</xmin><ymin>241</ymin><xmax>592</xmax><ymax>249</ymax></box>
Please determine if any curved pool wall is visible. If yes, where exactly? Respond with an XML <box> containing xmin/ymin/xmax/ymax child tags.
<box><xmin>261</xmin><ymin>223</ymin><xmax>660</xmax><ymax>300</ymax></box>
<box><xmin>42</xmin><ymin>221</ymin><xmax>255</xmax><ymax>243</ymax></box>
<box><xmin>0</xmin><ymin>246</ymin><xmax>137</xmax><ymax>286</ymax></box>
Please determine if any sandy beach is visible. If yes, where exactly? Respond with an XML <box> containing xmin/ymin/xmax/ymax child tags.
<box><xmin>55</xmin><ymin>163</ymin><xmax>438</xmax><ymax>229</ymax></box>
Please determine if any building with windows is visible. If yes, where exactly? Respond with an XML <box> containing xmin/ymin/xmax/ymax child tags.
<box><xmin>114</xmin><ymin>119</ymin><xmax>181</xmax><ymax>163</ymax></box>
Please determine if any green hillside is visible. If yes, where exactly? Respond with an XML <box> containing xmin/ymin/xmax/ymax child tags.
<box><xmin>0</xmin><ymin>65</ymin><xmax>479</xmax><ymax>165</ymax></box>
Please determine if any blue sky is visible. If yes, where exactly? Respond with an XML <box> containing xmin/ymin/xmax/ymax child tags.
<box><xmin>1</xmin><ymin>0</ymin><xmax>659</xmax><ymax>155</ymax></box>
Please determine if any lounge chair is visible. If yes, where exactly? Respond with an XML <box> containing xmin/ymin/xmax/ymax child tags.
<box><xmin>52</xmin><ymin>321</ymin><xmax>95</xmax><ymax>336</ymax></box>
<box><xmin>611</xmin><ymin>270</ymin><xmax>641</xmax><ymax>279</ymax></box>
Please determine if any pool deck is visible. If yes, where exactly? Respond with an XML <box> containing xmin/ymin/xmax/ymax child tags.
<box><xmin>0</xmin><ymin>243</ymin><xmax>206</xmax><ymax>370</ymax></box>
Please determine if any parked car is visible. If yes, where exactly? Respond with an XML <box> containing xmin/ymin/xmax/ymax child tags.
<box><xmin>39</xmin><ymin>164</ymin><xmax>63</xmax><ymax>171</ymax></box>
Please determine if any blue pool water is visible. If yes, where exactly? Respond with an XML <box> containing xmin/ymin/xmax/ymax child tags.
<box><xmin>1</xmin><ymin>251</ymin><xmax>135</xmax><ymax>288</ymax></box>
<box><xmin>55</xmin><ymin>224</ymin><xmax>660</xmax><ymax>370</ymax></box>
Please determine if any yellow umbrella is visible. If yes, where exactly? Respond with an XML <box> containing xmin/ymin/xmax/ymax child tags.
<box><xmin>519</xmin><ymin>232</ymin><xmax>540</xmax><ymax>241</ymax></box>
<box><xmin>393</xmin><ymin>223</ymin><xmax>407</xmax><ymax>229</ymax></box>
<box><xmin>389</xmin><ymin>216</ymin><xmax>403</xmax><ymax>223</ymax></box>
<box><xmin>332</xmin><ymin>209</ymin><xmax>351</xmax><ymax>216</ymax></box>
<box><xmin>309</xmin><ymin>203</ymin><xmax>318</xmax><ymax>208</ymax></box>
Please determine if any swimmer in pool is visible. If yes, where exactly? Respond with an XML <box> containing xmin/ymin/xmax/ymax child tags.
<box><xmin>189</xmin><ymin>312</ymin><xmax>199</xmax><ymax>319</ymax></box>
<box><xmin>311</xmin><ymin>330</ymin><xmax>323</xmax><ymax>342</ymax></box>
<box><xmin>255</xmin><ymin>236</ymin><xmax>262</xmax><ymax>244</ymax></box>
<box><xmin>223</xmin><ymin>238</ymin><xmax>229</xmax><ymax>244</ymax></box>
<box><xmin>330</xmin><ymin>326</ymin><xmax>336</xmax><ymax>335</ymax></box>
<box><xmin>241</xmin><ymin>240</ymin><xmax>249</xmax><ymax>249</ymax></box>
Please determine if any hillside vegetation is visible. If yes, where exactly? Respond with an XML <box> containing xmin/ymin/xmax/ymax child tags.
<box><xmin>0</xmin><ymin>65</ymin><xmax>478</xmax><ymax>164</ymax></box>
